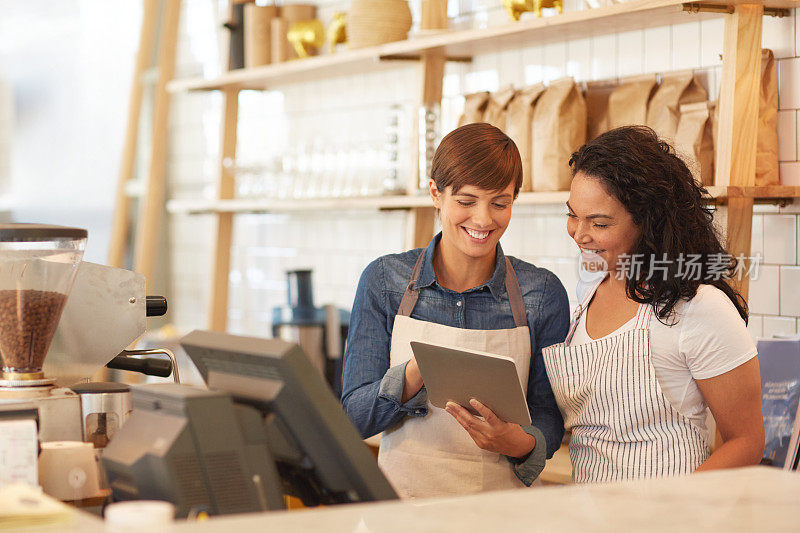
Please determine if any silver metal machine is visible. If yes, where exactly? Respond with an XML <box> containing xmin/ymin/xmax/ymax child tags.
<box><xmin>0</xmin><ymin>224</ymin><xmax>172</xmax><ymax>445</ymax></box>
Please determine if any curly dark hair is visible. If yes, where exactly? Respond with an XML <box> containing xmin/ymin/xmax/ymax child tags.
<box><xmin>568</xmin><ymin>125</ymin><xmax>748</xmax><ymax>324</ymax></box>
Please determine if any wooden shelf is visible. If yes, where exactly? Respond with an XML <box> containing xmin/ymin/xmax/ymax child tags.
<box><xmin>725</xmin><ymin>185</ymin><xmax>800</xmax><ymax>198</ymax></box>
<box><xmin>165</xmin><ymin>185</ymin><xmax>795</xmax><ymax>214</ymax></box>
<box><xmin>167</xmin><ymin>194</ymin><xmax>432</xmax><ymax>214</ymax></box>
<box><xmin>167</xmin><ymin>0</ymin><xmax>796</xmax><ymax>93</ymax></box>
<box><xmin>166</xmin><ymin>192</ymin><xmax>572</xmax><ymax>214</ymax></box>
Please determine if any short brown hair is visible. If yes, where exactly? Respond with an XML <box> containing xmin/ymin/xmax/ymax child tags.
<box><xmin>430</xmin><ymin>123</ymin><xmax>523</xmax><ymax>198</ymax></box>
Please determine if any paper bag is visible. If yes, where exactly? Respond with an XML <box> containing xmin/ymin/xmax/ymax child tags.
<box><xmin>711</xmin><ymin>49</ymin><xmax>778</xmax><ymax>186</ymax></box>
<box><xmin>532</xmin><ymin>77</ymin><xmax>587</xmax><ymax>192</ymax></box>
<box><xmin>584</xmin><ymin>80</ymin><xmax>617</xmax><ymax>141</ymax></box>
<box><xmin>483</xmin><ymin>86</ymin><xmax>518</xmax><ymax>131</ymax></box>
<box><xmin>458</xmin><ymin>92</ymin><xmax>490</xmax><ymax>126</ymax></box>
<box><xmin>608</xmin><ymin>74</ymin><xmax>657</xmax><ymax>129</ymax></box>
<box><xmin>506</xmin><ymin>84</ymin><xmax>546</xmax><ymax>192</ymax></box>
<box><xmin>757</xmin><ymin>49</ymin><xmax>779</xmax><ymax>186</ymax></box>
<box><xmin>675</xmin><ymin>102</ymin><xmax>714</xmax><ymax>186</ymax></box>
<box><xmin>646</xmin><ymin>70</ymin><xmax>707</xmax><ymax>140</ymax></box>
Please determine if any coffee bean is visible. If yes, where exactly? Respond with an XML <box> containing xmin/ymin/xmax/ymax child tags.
<box><xmin>0</xmin><ymin>290</ymin><xmax>67</xmax><ymax>373</ymax></box>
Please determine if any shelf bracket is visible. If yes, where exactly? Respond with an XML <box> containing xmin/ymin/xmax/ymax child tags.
<box><xmin>682</xmin><ymin>3</ymin><xmax>732</xmax><ymax>14</ymax></box>
<box><xmin>379</xmin><ymin>53</ymin><xmax>472</xmax><ymax>64</ymax></box>
<box><xmin>681</xmin><ymin>3</ymin><xmax>789</xmax><ymax>17</ymax></box>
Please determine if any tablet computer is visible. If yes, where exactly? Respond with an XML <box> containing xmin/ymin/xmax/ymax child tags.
<box><xmin>409</xmin><ymin>341</ymin><xmax>531</xmax><ymax>426</ymax></box>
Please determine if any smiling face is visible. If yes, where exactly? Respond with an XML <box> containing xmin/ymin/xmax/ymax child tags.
<box><xmin>430</xmin><ymin>180</ymin><xmax>515</xmax><ymax>263</ymax></box>
<box><xmin>567</xmin><ymin>172</ymin><xmax>641</xmax><ymax>275</ymax></box>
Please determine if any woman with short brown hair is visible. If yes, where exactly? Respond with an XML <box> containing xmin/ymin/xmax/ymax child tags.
<box><xmin>342</xmin><ymin>123</ymin><xmax>569</xmax><ymax>499</ymax></box>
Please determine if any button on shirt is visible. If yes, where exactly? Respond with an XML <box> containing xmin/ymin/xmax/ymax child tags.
<box><xmin>341</xmin><ymin>234</ymin><xmax>569</xmax><ymax>485</ymax></box>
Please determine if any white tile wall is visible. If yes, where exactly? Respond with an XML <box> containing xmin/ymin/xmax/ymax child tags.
<box><xmin>617</xmin><ymin>30</ymin><xmax>644</xmax><ymax>78</ymax></box>
<box><xmin>751</xmin><ymin>214</ymin><xmax>764</xmax><ymax>257</ymax></box>
<box><xmin>591</xmin><ymin>35</ymin><xmax>617</xmax><ymax>80</ymax></box>
<box><xmin>747</xmin><ymin>314</ymin><xmax>764</xmax><ymax>339</ymax></box>
<box><xmin>749</xmin><ymin>265</ymin><xmax>780</xmax><ymax>315</ymax></box>
<box><xmin>782</xmin><ymin>162</ymin><xmax>800</xmax><ymax>186</ymax></box>
<box><xmin>797</xmin><ymin>7</ymin><xmax>800</xmax><ymax>56</ymax></box>
<box><xmin>763</xmin><ymin>215</ymin><xmax>797</xmax><ymax>264</ymax></box>
<box><xmin>543</xmin><ymin>42</ymin><xmax>568</xmax><ymax>83</ymax></box>
<box><xmin>762</xmin><ymin>12</ymin><xmax>796</xmax><ymax>60</ymax></box>
<box><xmin>671</xmin><ymin>22</ymin><xmax>702</xmax><ymax>71</ymax></box>
<box><xmin>778</xmin><ymin>110</ymin><xmax>798</xmax><ymax>162</ymax></box>
<box><xmin>567</xmin><ymin>38</ymin><xmax>592</xmax><ymax>81</ymax></box>
<box><xmin>166</xmin><ymin>3</ymin><xmax>800</xmax><ymax>338</ymax></box>
<box><xmin>644</xmin><ymin>27</ymin><xmax>671</xmax><ymax>74</ymax></box>
<box><xmin>763</xmin><ymin>315</ymin><xmax>798</xmax><ymax>337</ymax></box>
<box><xmin>779</xmin><ymin>57</ymin><xmax>800</xmax><ymax>110</ymax></box>
<box><xmin>780</xmin><ymin>266</ymin><xmax>800</xmax><ymax>316</ymax></box>
<box><xmin>522</xmin><ymin>45</ymin><xmax>545</xmax><ymax>84</ymax></box>
<box><xmin>699</xmin><ymin>19</ymin><xmax>724</xmax><ymax>68</ymax></box>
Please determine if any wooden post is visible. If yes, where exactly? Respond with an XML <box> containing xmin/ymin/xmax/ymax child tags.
<box><xmin>712</xmin><ymin>4</ymin><xmax>763</xmax><ymax>451</ymax></box>
<box><xmin>109</xmin><ymin>0</ymin><xmax>160</xmax><ymax>268</ymax></box>
<box><xmin>208</xmin><ymin>88</ymin><xmax>240</xmax><ymax>331</ymax></box>
<box><xmin>133</xmin><ymin>0</ymin><xmax>181</xmax><ymax>281</ymax></box>
<box><xmin>405</xmin><ymin>206</ymin><xmax>437</xmax><ymax>250</ymax></box>
<box><xmin>407</xmin><ymin>52</ymin><xmax>446</xmax><ymax>195</ymax></box>
<box><xmin>715</xmin><ymin>5</ymin><xmax>762</xmax><ymax>301</ymax></box>
<box><xmin>715</xmin><ymin>4</ymin><xmax>763</xmax><ymax>188</ymax></box>
<box><xmin>406</xmin><ymin>50</ymin><xmax>445</xmax><ymax>250</ymax></box>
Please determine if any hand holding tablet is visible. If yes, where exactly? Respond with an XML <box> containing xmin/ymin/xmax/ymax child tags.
<box><xmin>409</xmin><ymin>341</ymin><xmax>531</xmax><ymax>425</ymax></box>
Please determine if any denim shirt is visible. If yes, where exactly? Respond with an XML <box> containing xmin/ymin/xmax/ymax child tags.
<box><xmin>341</xmin><ymin>233</ymin><xmax>569</xmax><ymax>486</ymax></box>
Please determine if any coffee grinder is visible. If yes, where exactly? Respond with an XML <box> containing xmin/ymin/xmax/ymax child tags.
<box><xmin>0</xmin><ymin>224</ymin><xmax>172</xmax><ymax>443</ymax></box>
<box><xmin>0</xmin><ymin>224</ymin><xmax>87</xmax><ymax>441</ymax></box>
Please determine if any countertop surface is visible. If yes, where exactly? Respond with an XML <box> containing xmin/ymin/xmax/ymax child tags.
<box><xmin>20</xmin><ymin>466</ymin><xmax>800</xmax><ymax>532</ymax></box>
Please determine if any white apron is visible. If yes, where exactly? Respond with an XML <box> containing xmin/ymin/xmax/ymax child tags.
<box><xmin>377</xmin><ymin>252</ymin><xmax>532</xmax><ymax>499</ymax></box>
<box><xmin>542</xmin><ymin>276</ymin><xmax>709</xmax><ymax>483</ymax></box>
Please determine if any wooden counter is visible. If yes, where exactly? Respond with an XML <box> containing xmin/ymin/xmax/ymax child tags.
<box><xmin>24</xmin><ymin>466</ymin><xmax>800</xmax><ymax>532</ymax></box>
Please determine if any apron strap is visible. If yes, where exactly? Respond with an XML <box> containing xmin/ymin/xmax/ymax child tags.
<box><xmin>504</xmin><ymin>257</ymin><xmax>527</xmax><ymax>328</ymax></box>
<box><xmin>565</xmin><ymin>273</ymin><xmax>607</xmax><ymax>345</ymax></box>
<box><xmin>396</xmin><ymin>251</ymin><xmax>426</xmax><ymax>317</ymax></box>
<box><xmin>396</xmin><ymin>252</ymin><xmax>527</xmax><ymax>326</ymax></box>
<box><xmin>634</xmin><ymin>301</ymin><xmax>653</xmax><ymax>330</ymax></box>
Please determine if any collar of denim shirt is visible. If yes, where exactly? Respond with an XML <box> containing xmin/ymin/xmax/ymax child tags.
<box><xmin>414</xmin><ymin>232</ymin><xmax>508</xmax><ymax>302</ymax></box>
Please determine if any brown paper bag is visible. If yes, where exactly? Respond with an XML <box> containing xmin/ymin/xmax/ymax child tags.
<box><xmin>483</xmin><ymin>86</ymin><xmax>518</xmax><ymax>131</ymax></box>
<box><xmin>608</xmin><ymin>74</ymin><xmax>657</xmax><ymax>129</ymax></box>
<box><xmin>584</xmin><ymin>80</ymin><xmax>617</xmax><ymax>141</ymax></box>
<box><xmin>532</xmin><ymin>78</ymin><xmax>587</xmax><ymax>192</ymax></box>
<box><xmin>675</xmin><ymin>102</ymin><xmax>714</xmax><ymax>186</ymax></box>
<box><xmin>646</xmin><ymin>70</ymin><xmax>707</xmax><ymax>140</ymax></box>
<box><xmin>506</xmin><ymin>84</ymin><xmax>546</xmax><ymax>192</ymax></box>
<box><xmin>458</xmin><ymin>92</ymin><xmax>490</xmax><ymax>126</ymax></box>
<box><xmin>712</xmin><ymin>49</ymin><xmax>778</xmax><ymax>186</ymax></box>
<box><xmin>757</xmin><ymin>49</ymin><xmax>779</xmax><ymax>186</ymax></box>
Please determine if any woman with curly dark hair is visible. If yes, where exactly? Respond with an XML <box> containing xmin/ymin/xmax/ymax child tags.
<box><xmin>543</xmin><ymin>125</ymin><xmax>764</xmax><ymax>483</ymax></box>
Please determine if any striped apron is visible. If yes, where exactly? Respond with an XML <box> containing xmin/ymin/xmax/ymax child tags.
<box><xmin>542</xmin><ymin>277</ymin><xmax>709</xmax><ymax>483</ymax></box>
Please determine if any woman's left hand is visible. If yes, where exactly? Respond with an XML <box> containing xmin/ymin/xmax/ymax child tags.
<box><xmin>445</xmin><ymin>399</ymin><xmax>536</xmax><ymax>458</ymax></box>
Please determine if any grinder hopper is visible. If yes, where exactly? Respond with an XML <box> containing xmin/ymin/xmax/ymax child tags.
<box><xmin>0</xmin><ymin>224</ymin><xmax>86</xmax><ymax>382</ymax></box>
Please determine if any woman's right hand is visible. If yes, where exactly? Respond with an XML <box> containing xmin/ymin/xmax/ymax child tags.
<box><xmin>401</xmin><ymin>357</ymin><xmax>424</xmax><ymax>402</ymax></box>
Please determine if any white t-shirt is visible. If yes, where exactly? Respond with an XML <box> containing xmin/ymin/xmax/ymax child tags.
<box><xmin>570</xmin><ymin>284</ymin><xmax>757</xmax><ymax>440</ymax></box>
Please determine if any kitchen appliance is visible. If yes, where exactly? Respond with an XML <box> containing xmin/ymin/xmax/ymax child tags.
<box><xmin>271</xmin><ymin>269</ymin><xmax>349</xmax><ymax>397</ymax></box>
<box><xmin>0</xmin><ymin>224</ymin><xmax>172</xmax><ymax>444</ymax></box>
<box><xmin>68</xmin><ymin>382</ymin><xmax>131</xmax><ymax>449</ymax></box>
